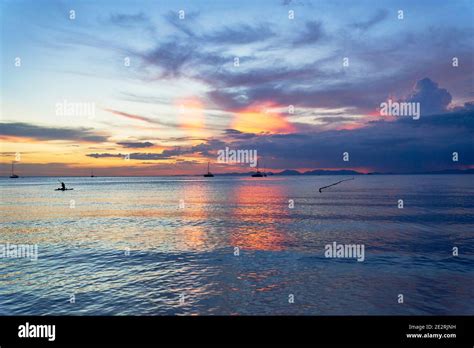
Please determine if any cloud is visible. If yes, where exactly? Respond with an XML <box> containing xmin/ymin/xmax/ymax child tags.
<box><xmin>104</xmin><ymin>108</ymin><xmax>175</xmax><ymax>127</ymax></box>
<box><xmin>87</xmin><ymin>152</ymin><xmax>171</xmax><ymax>160</ymax></box>
<box><xmin>87</xmin><ymin>139</ymin><xmax>227</xmax><ymax>161</ymax></box>
<box><xmin>352</xmin><ymin>9</ymin><xmax>388</xmax><ymax>30</ymax></box>
<box><xmin>315</xmin><ymin>116</ymin><xmax>356</xmax><ymax>124</ymax></box>
<box><xmin>213</xmin><ymin>109</ymin><xmax>474</xmax><ymax>172</ymax></box>
<box><xmin>141</xmin><ymin>40</ymin><xmax>197</xmax><ymax>78</ymax></box>
<box><xmin>205</xmin><ymin>63</ymin><xmax>321</xmax><ymax>90</ymax></box>
<box><xmin>163</xmin><ymin>10</ymin><xmax>200</xmax><ymax>37</ymax></box>
<box><xmin>117</xmin><ymin>141</ymin><xmax>154</xmax><ymax>148</ymax></box>
<box><xmin>208</xmin><ymin>78</ymin><xmax>379</xmax><ymax>112</ymax></box>
<box><xmin>223</xmin><ymin>129</ymin><xmax>257</xmax><ymax>139</ymax></box>
<box><xmin>453</xmin><ymin>101</ymin><xmax>474</xmax><ymax>112</ymax></box>
<box><xmin>281</xmin><ymin>0</ymin><xmax>307</xmax><ymax>6</ymax></box>
<box><xmin>293</xmin><ymin>21</ymin><xmax>324</xmax><ymax>45</ymax></box>
<box><xmin>133</xmin><ymin>21</ymin><xmax>273</xmax><ymax>80</ymax></box>
<box><xmin>204</xmin><ymin>23</ymin><xmax>275</xmax><ymax>44</ymax></box>
<box><xmin>105</xmin><ymin>108</ymin><xmax>156</xmax><ymax>123</ymax></box>
<box><xmin>0</xmin><ymin>122</ymin><xmax>108</xmax><ymax>142</ymax></box>
<box><xmin>104</xmin><ymin>108</ymin><xmax>221</xmax><ymax>131</ymax></box>
<box><xmin>138</xmin><ymin>39</ymin><xmax>228</xmax><ymax>79</ymax></box>
<box><xmin>203</xmin><ymin>62</ymin><xmax>336</xmax><ymax>111</ymax></box>
<box><xmin>404</xmin><ymin>78</ymin><xmax>452</xmax><ymax>116</ymax></box>
<box><xmin>109</xmin><ymin>12</ymin><xmax>149</xmax><ymax>26</ymax></box>
<box><xmin>122</xmin><ymin>5</ymin><xmax>471</xmax><ymax>115</ymax></box>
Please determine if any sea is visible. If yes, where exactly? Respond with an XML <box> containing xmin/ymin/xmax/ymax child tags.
<box><xmin>0</xmin><ymin>175</ymin><xmax>473</xmax><ymax>315</ymax></box>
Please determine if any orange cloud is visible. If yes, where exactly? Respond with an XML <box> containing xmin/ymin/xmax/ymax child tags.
<box><xmin>232</xmin><ymin>102</ymin><xmax>294</xmax><ymax>134</ymax></box>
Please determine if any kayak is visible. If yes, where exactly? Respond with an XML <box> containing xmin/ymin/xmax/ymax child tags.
<box><xmin>55</xmin><ymin>188</ymin><xmax>74</xmax><ymax>191</ymax></box>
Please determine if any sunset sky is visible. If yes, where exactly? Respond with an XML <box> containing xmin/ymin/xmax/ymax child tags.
<box><xmin>1</xmin><ymin>0</ymin><xmax>473</xmax><ymax>176</ymax></box>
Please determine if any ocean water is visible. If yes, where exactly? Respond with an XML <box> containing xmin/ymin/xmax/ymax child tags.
<box><xmin>0</xmin><ymin>175</ymin><xmax>473</xmax><ymax>315</ymax></box>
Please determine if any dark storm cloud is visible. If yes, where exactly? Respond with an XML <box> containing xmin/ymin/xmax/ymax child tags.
<box><xmin>0</xmin><ymin>122</ymin><xmax>108</xmax><ymax>142</ymax></box>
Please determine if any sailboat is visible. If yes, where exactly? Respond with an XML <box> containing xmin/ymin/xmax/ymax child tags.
<box><xmin>203</xmin><ymin>162</ymin><xmax>214</xmax><ymax>177</ymax></box>
<box><xmin>90</xmin><ymin>169</ymin><xmax>95</xmax><ymax>177</ymax></box>
<box><xmin>251</xmin><ymin>160</ymin><xmax>264</xmax><ymax>177</ymax></box>
<box><xmin>10</xmin><ymin>161</ymin><xmax>19</xmax><ymax>178</ymax></box>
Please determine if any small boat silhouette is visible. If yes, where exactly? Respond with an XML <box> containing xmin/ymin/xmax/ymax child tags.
<box><xmin>203</xmin><ymin>162</ymin><xmax>214</xmax><ymax>177</ymax></box>
<box><xmin>10</xmin><ymin>161</ymin><xmax>19</xmax><ymax>178</ymax></box>
<box><xmin>251</xmin><ymin>160</ymin><xmax>264</xmax><ymax>177</ymax></box>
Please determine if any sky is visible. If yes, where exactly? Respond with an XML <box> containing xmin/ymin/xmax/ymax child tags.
<box><xmin>0</xmin><ymin>0</ymin><xmax>473</xmax><ymax>176</ymax></box>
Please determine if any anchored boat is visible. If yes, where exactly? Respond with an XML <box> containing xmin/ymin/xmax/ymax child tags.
<box><xmin>10</xmin><ymin>162</ymin><xmax>19</xmax><ymax>178</ymax></box>
<box><xmin>203</xmin><ymin>162</ymin><xmax>214</xmax><ymax>177</ymax></box>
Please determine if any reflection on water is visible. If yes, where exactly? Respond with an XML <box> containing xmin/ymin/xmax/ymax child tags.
<box><xmin>0</xmin><ymin>175</ymin><xmax>473</xmax><ymax>315</ymax></box>
<box><xmin>227</xmin><ymin>181</ymin><xmax>290</xmax><ymax>251</ymax></box>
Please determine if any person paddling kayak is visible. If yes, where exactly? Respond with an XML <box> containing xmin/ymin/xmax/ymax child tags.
<box><xmin>55</xmin><ymin>180</ymin><xmax>73</xmax><ymax>191</ymax></box>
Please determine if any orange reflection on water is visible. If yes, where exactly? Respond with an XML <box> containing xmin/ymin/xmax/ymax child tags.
<box><xmin>171</xmin><ymin>181</ymin><xmax>213</xmax><ymax>251</ymax></box>
<box><xmin>232</xmin><ymin>229</ymin><xmax>287</xmax><ymax>251</ymax></box>
<box><xmin>228</xmin><ymin>179</ymin><xmax>291</xmax><ymax>251</ymax></box>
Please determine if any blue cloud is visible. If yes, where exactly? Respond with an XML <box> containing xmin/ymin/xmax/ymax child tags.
<box><xmin>405</xmin><ymin>78</ymin><xmax>452</xmax><ymax>116</ymax></box>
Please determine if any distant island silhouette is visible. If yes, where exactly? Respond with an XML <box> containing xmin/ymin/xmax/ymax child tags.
<box><xmin>215</xmin><ymin>168</ymin><xmax>474</xmax><ymax>176</ymax></box>
<box><xmin>3</xmin><ymin>168</ymin><xmax>473</xmax><ymax>178</ymax></box>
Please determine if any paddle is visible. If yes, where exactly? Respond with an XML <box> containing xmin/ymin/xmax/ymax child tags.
<box><xmin>318</xmin><ymin>177</ymin><xmax>355</xmax><ymax>193</ymax></box>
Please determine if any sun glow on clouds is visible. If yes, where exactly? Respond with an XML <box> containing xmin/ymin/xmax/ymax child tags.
<box><xmin>231</xmin><ymin>102</ymin><xmax>294</xmax><ymax>134</ymax></box>
<box><xmin>176</xmin><ymin>97</ymin><xmax>211</xmax><ymax>141</ymax></box>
